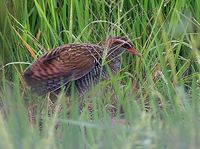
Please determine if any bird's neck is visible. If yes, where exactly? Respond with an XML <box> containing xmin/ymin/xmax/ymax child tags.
<box><xmin>108</xmin><ymin>45</ymin><xmax>125</xmax><ymax>58</ymax></box>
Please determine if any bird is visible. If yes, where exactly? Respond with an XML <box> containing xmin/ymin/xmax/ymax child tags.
<box><xmin>24</xmin><ymin>36</ymin><xmax>139</xmax><ymax>96</ymax></box>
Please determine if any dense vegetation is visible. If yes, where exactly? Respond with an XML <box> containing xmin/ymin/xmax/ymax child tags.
<box><xmin>0</xmin><ymin>0</ymin><xmax>199</xmax><ymax>148</ymax></box>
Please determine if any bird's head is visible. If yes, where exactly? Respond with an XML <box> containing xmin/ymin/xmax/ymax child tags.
<box><xmin>105</xmin><ymin>36</ymin><xmax>140</xmax><ymax>56</ymax></box>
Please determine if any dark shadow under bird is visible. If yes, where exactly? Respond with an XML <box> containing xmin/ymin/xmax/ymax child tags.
<box><xmin>24</xmin><ymin>37</ymin><xmax>139</xmax><ymax>96</ymax></box>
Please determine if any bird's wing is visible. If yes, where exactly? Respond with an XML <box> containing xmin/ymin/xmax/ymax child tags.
<box><xmin>24</xmin><ymin>45</ymin><xmax>98</xmax><ymax>94</ymax></box>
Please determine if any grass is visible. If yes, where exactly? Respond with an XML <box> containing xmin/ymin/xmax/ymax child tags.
<box><xmin>0</xmin><ymin>0</ymin><xmax>200</xmax><ymax>148</ymax></box>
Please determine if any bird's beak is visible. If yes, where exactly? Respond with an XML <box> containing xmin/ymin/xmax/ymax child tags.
<box><xmin>128</xmin><ymin>47</ymin><xmax>142</xmax><ymax>57</ymax></box>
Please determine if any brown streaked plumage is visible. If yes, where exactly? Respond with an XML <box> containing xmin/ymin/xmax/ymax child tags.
<box><xmin>24</xmin><ymin>36</ymin><xmax>139</xmax><ymax>95</ymax></box>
